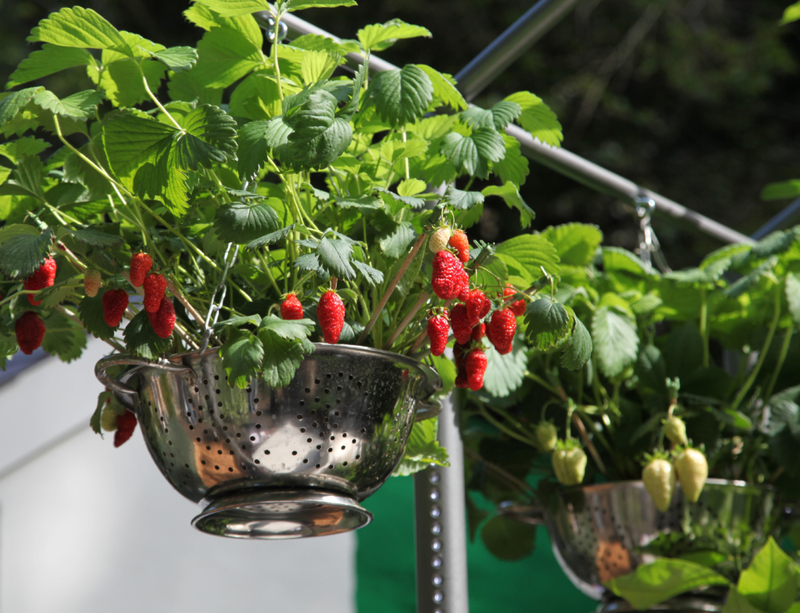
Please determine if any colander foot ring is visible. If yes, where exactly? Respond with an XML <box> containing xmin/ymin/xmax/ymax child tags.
<box><xmin>192</xmin><ymin>489</ymin><xmax>373</xmax><ymax>539</ymax></box>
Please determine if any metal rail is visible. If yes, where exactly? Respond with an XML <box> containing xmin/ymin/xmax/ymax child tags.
<box><xmin>454</xmin><ymin>0</ymin><xmax>585</xmax><ymax>102</ymax></box>
<box><xmin>272</xmin><ymin>11</ymin><xmax>752</xmax><ymax>246</ymax></box>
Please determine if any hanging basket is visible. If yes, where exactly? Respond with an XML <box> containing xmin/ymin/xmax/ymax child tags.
<box><xmin>501</xmin><ymin>480</ymin><xmax>782</xmax><ymax>610</ymax></box>
<box><xmin>95</xmin><ymin>343</ymin><xmax>441</xmax><ymax>539</ymax></box>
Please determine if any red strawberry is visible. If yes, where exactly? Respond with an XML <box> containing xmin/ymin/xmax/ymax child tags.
<box><xmin>102</xmin><ymin>289</ymin><xmax>129</xmax><ymax>327</ymax></box>
<box><xmin>143</xmin><ymin>273</ymin><xmax>167</xmax><ymax>314</ymax></box>
<box><xmin>318</xmin><ymin>290</ymin><xmax>345</xmax><ymax>344</ymax></box>
<box><xmin>455</xmin><ymin>371</ymin><xmax>469</xmax><ymax>389</ymax></box>
<box><xmin>466</xmin><ymin>349</ymin><xmax>488</xmax><ymax>391</ymax></box>
<box><xmin>471</xmin><ymin>322</ymin><xmax>486</xmax><ymax>341</ymax></box>
<box><xmin>431</xmin><ymin>250</ymin><xmax>464</xmax><ymax>300</ymax></box>
<box><xmin>454</xmin><ymin>342</ymin><xmax>470</xmax><ymax>389</ymax></box>
<box><xmin>504</xmin><ymin>284</ymin><xmax>526</xmax><ymax>317</ymax></box>
<box><xmin>114</xmin><ymin>410</ymin><xmax>137</xmax><ymax>447</ymax></box>
<box><xmin>15</xmin><ymin>311</ymin><xmax>45</xmax><ymax>354</ymax></box>
<box><xmin>147</xmin><ymin>297</ymin><xmax>176</xmax><ymax>338</ymax></box>
<box><xmin>427</xmin><ymin>313</ymin><xmax>450</xmax><ymax>356</ymax></box>
<box><xmin>486</xmin><ymin>308</ymin><xmax>517</xmax><ymax>354</ymax></box>
<box><xmin>129</xmin><ymin>253</ymin><xmax>152</xmax><ymax>288</ymax></box>
<box><xmin>465</xmin><ymin>289</ymin><xmax>491</xmax><ymax>325</ymax></box>
<box><xmin>450</xmin><ymin>303</ymin><xmax>473</xmax><ymax>345</ymax></box>
<box><xmin>84</xmin><ymin>269</ymin><xmax>101</xmax><ymax>298</ymax></box>
<box><xmin>281</xmin><ymin>294</ymin><xmax>304</xmax><ymax>320</ymax></box>
<box><xmin>449</xmin><ymin>230</ymin><xmax>470</xmax><ymax>263</ymax></box>
<box><xmin>23</xmin><ymin>257</ymin><xmax>57</xmax><ymax>306</ymax></box>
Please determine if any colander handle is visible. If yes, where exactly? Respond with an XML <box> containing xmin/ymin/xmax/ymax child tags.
<box><xmin>415</xmin><ymin>399</ymin><xmax>441</xmax><ymax>421</ymax></box>
<box><xmin>95</xmin><ymin>355</ymin><xmax>194</xmax><ymax>399</ymax></box>
<box><xmin>497</xmin><ymin>501</ymin><xmax>545</xmax><ymax>525</ymax></box>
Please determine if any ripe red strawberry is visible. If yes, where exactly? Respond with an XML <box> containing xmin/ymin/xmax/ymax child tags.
<box><xmin>23</xmin><ymin>257</ymin><xmax>57</xmax><ymax>306</ymax></box>
<box><xmin>143</xmin><ymin>273</ymin><xmax>167</xmax><ymax>313</ymax></box>
<box><xmin>102</xmin><ymin>289</ymin><xmax>129</xmax><ymax>327</ymax></box>
<box><xmin>431</xmin><ymin>250</ymin><xmax>464</xmax><ymax>300</ymax></box>
<box><xmin>15</xmin><ymin>311</ymin><xmax>45</xmax><ymax>354</ymax></box>
<box><xmin>471</xmin><ymin>322</ymin><xmax>486</xmax><ymax>341</ymax></box>
<box><xmin>450</xmin><ymin>303</ymin><xmax>473</xmax><ymax>345</ymax></box>
<box><xmin>454</xmin><ymin>342</ymin><xmax>470</xmax><ymax>389</ymax></box>
<box><xmin>318</xmin><ymin>290</ymin><xmax>345</xmax><ymax>344</ymax></box>
<box><xmin>84</xmin><ymin>269</ymin><xmax>101</xmax><ymax>298</ymax></box>
<box><xmin>504</xmin><ymin>284</ymin><xmax>526</xmax><ymax>317</ymax></box>
<box><xmin>465</xmin><ymin>289</ymin><xmax>491</xmax><ymax>325</ymax></box>
<box><xmin>281</xmin><ymin>293</ymin><xmax>304</xmax><ymax>320</ymax></box>
<box><xmin>129</xmin><ymin>253</ymin><xmax>152</xmax><ymax>287</ymax></box>
<box><xmin>466</xmin><ymin>348</ymin><xmax>488</xmax><ymax>391</ymax></box>
<box><xmin>148</xmin><ymin>297</ymin><xmax>176</xmax><ymax>338</ymax></box>
<box><xmin>114</xmin><ymin>410</ymin><xmax>137</xmax><ymax>447</ymax></box>
<box><xmin>486</xmin><ymin>308</ymin><xmax>517</xmax><ymax>354</ymax></box>
<box><xmin>428</xmin><ymin>227</ymin><xmax>451</xmax><ymax>254</ymax></box>
<box><xmin>449</xmin><ymin>230</ymin><xmax>470</xmax><ymax>263</ymax></box>
<box><xmin>427</xmin><ymin>313</ymin><xmax>450</xmax><ymax>356</ymax></box>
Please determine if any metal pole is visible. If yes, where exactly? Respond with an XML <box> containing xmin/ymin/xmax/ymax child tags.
<box><xmin>267</xmin><ymin>12</ymin><xmax>751</xmax><ymax>246</ymax></box>
<box><xmin>414</xmin><ymin>392</ymin><xmax>469</xmax><ymax>613</ymax></box>
<box><xmin>455</xmin><ymin>0</ymin><xmax>584</xmax><ymax>102</ymax></box>
<box><xmin>750</xmin><ymin>196</ymin><xmax>800</xmax><ymax>240</ymax></box>
<box><xmin>507</xmin><ymin>124</ymin><xmax>754</xmax><ymax>245</ymax></box>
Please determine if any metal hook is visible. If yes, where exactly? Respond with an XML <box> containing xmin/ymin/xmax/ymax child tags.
<box><xmin>254</xmin><ymin>12</ymin><xmax>288</xmax><ymax>42</ymax></box>
<box><xmin>634</xmin><ymin>195</ymin><xmax>671</xmax><ymax>272</ymax></box>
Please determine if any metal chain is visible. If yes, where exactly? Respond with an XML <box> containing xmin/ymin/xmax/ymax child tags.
<box><xmin>198</xmin><ymin>181</ymin><xmax>249</xmax><ymax>352</ymax></box>
<box><xmin>635</xmin><ymin>196</ymin><xmax>671</xmax><ymax>273</ymax></box>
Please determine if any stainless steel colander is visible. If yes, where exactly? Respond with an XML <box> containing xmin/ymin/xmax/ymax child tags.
<box><xmin>96</xmin><ymin>343</ymin><xmax>441</xmax><ymax>539</ymax></box>
<box><xmin>501</xmin><ymin>480</ymin><xmax>778</xmax><ymax>606</ymax></box>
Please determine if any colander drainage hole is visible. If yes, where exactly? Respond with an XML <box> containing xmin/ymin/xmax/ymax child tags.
<box><xmin>250</xmin><ymin>436</ymin><xmax>256</xmax><ymax>441</ymax></box>
<box><xmin>255</xmin><ymin>424</ymin><xmax>261</xmax><ymax>429</ymax></box>
<box><xmin>316</xmin><ymin>445</ymin><xmax>321</xmax><ymax>450</ymax></box>
<box><xmin>341</xmin><ymin>446</ymin><xmax>346</xmax><ymax>450</ymax></box>
<box><xmin>342</xmin><ymin>433</ymin><xmax>347</xmax><ymax>437</ymax></box>
<box><xmin>214</xmin><ymin>465</ymin><xmax>219</xmax><ymax>470</ymax></box>
<box><xmin>300</xmin><ymin>400</ymin><xmax>305</xmax><ymax>406</ymax></box>
<box><xmin>254</xmin><ymin>398</ymin><xmax>260</xmax><ymax>404</ymax></box>
<box><xmin>324</xmin><ymin>388</ymin><xmax>330</xmax><ymax>394</ymax></box>
<box><xmin>303</xmin><ymin>459</ymin><xmax>309</xmax><ymax>464</ymax></box>
<box><xmin>201</xmin><ymin>460</ymin><xmax>206</xmax><ymax>465</ymax></box>
<box><xmin>352</xmin><ymin>439</ymin><xmax>356</xmax><ymax>444</ymax></box>
<box><xmin>300</xmin><ymin>427</ymin><xmax>306</xmax><ymax>433</ymax></box>
<box><xmin>189</xmin><ymin>425</ymin><xmax>194</xmax><ymax>431</ymax></box>
<box><xmin>196</xmin><ymin>437</ymin><xmax>201</xmax><ymax>442</ymax></box>
<box><xmin>315</xmin><ymin>379</ymin><xmax>320</xmax><ymax>384</ymax></box>
<box><xmin>337</xmin><ymin>386</ymin><xmax>342</xmax><ymax>392</ymax></box>
<box><xmin>215</xmin><ymin>375</ymin><xmax>219</xmax><ymax>380</ymax></box>
<box><xmin>206</xmin><ymin>446</ymin><xmax>211</xmax><ymax>450</ymax></box>
<box><xmin>236</xmin><ymin>433</ymin><xmax>241</xmax><ymax>438</ymax></box>
<box><xmin>312</xmin><ymin>422</ymin><xmax>318</xmax><ymax>428</ymax></box>
<box><xmin>307</xmin><ymin>438</ymin><xmax>312</xmax><ymax>443</ymax></box>
<box><xmin>315</xmin><ymin>397</ymin><xmax>320</xmax><ymax>403</ymax></box>
<box><xmin>185</xmin><ymin>463</ymin><xmax>189</xmax><ymax>468</ymax></box>
<box><xmin>296</xmin><ymin>414</ymin><xmax>303</xmax><ymax>420</ymax></box>
<box><xmin>316</xmin><ymin>464</ymin><xmax>321</xmax><ymax>468</ymax></box>
<box><xmin>217</xmin><ymin>450</ymin><xmax>222</xmax><ymax>455</ymax></box>
<box><xmin>241</xmin><ymin>445</ymin><xmax>247</xmax><ymax>450</ymax></box>
<box><xmin>256</xmin><ymin>411</ymin><xmax>262</xmax><ymax>416</ymax></box>
<box><xmin>328</xmin><ymin>448</ymin><xmax>333</xmax><ymax>453</ymax></box>
<box><xmin>356</xmin><ymin>455</ymin><xmax>361</xmax><ymax>460</ymax></box>
<box><xmin>305</xmin><ymin>387</ymin><xmax>311</xmax><ymax>393</ymax></box>
<box><xmin>215</xmin><ymin>389</ymin><xmax>221</xmax><ymax>395</ymax></box>
<box><xmin>254</xmin><ymin>459</ymin><xmax>260</xmax><ymax>464</ymax></box>
<box><xmin>292</xmin><ymin>451</ymin><xmax>297</xmax><ymax>456</ymax></box>
<box><xmin>217</xmin><ymin>402</ymin><xmax>222</xmax><ymax>408</ymax></box>
<box><xmin>330</xmin><ymin>436</ymin><xmax>335</xmax><ymax>441</ymax></box>
<box><xmin>343</xmin><ymin>462</ymin><xmax>348</xmax><ymax>466</ymax></box>
<box><xmin>194</xmin><ymin>387</ymin><xmax>199</xmax><ymax>392</ymax></box>
<box><xmin>264</xmin><ymin>450</ymin><xmax>271</xmax><ymax>455</ymax></box>
<box><xmin>228</xmin><ymin>467</ymin><xmax>233</xmax><ymax>472</ymax></box>
<box><xmin>329</xmin><ymin>465</ymin><xmax>334</xmax><ymax>469</ymax></box>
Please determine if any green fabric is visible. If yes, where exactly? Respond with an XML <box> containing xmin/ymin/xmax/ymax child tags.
<box><xmin>356</xmin><ymin>476</ymin><xmax>596</xmax><ymax>612</ymax></box>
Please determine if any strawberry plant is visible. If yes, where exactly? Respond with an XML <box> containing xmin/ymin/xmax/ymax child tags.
<box><xmin>465</xmin><ymin>223</ymin><xmax>800</xmax><ymax>563</ymax></box>
<box><xmin>0</xmin><ymin>0</ymin><xmax>588</xmax><ymax>469</ymax></box>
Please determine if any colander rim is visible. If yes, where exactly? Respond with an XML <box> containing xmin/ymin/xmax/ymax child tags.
<box><xmin>560</xmin><ymin>478</ymin><xmax>775</xmax><ymax>495</ymax></box>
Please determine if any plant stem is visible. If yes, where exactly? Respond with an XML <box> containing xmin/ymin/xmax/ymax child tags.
<box><xmin>476</xmin><ymin>403</ymin><xmax>538</xmax><ymax>448</ymax></box>
<box><xmin>383</xmin><ymin>290</ymin><xmax>429</xmax><ymax>350</ymax></box>
<box><xmin>464</xmin><ymin>447</ymin><xmax>534</xmax><ymax>498</ymax></box>
<box><xmin>731</xmin><ymin>284</ymin><xmax>781</xmax><ymax>412</ymax></box>
<box><xmin>358</xmin><ymin>232</ymin><xmax>426</xmax><ymax>344</ymax></box>
<box><xmin>166</xmin><ymin>278</ymin><xmax>206</xmax><ymax>331</ymax></box>
<box><xmin>700</xmin><ymin>287</ymin><xmax>709</xmax><ymax>367</ymax></box>
<box><xmin>140</xmin><ymin>68</ymin><xmax>182</xmax><ymax>131</ymax></box>
<box><xmin>764</xmin><ymin>327</ymin><xmax>793</xmax><ymax>401</ymax></box>
<box><xmin>271</xmin><ymin>10</ymin><xmax>284</xmax><ymax>101</ymax></box>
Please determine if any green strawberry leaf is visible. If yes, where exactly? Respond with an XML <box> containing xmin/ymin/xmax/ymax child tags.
<box><xmin>190</xmin><ymin>0</ymin><xmax>270</xmax><ymax>17</ymax></box>
<box><xmin>287</xmin><ymin>0</ymin><xmax>357</xmax><ymax>11</ymax></box>
<box><xmin>7</xmin><ymin>45</ymin><xmax>96</xmax><ymax>89</ymax></box>
<box><xmin>219</xmin><ymin>328</ymin><xmax>264</xmax><ymax>389</ymax></box>
<box><xmin>358</xmin><ymin>19</ymin><xmax>431</xmax><ymax>52</ymax></box>
<box><xmin>78</xmin><ymin>294</ymin><xmax>117</xmax><ymax>340</ymax></box>
<box><xmin>299</xmin><ymin>49</ymin><xmax>342</xmax><ymax>85</ymax></box>
<box><xmin>542</xmin><ymin>223</ymin><xmax>603</xmax><ymax>267</ymax></box>
<box><xmin>123</xmin><ymin>308</ymin><xmax>173</xmax><ymax>360</ymax></box>
<box><xmin>192</xmin><ymin>25</ymin><xmax>265</xmax><ymax>89</ymax></box>
<box><xmin>604</xmin><ymin>559</ymin><xmax>729</xmax><ymax>610</ymax></box>
<box><xmin>560</xmin><ymin>316</ymin><xmax>592</xmax><ymax>370</ymax></box>
<box><xmin>246</xmin><ymin>225</ymin><xmax>296</xmax><ymax>250</ymax></box>
<box><xmin>378</xmin><ymin>220</ymin><xmax>416</xmax><ymax>258</ymax></box>
<box><xmin>761</xmin><ymin>180</ymin><xmax>800</xmax><ymax>201</ymax></box>
<box><xmin>524</xmin><ymin>296</ymin><xmax>573</xmax><ymax>351</ymax></box>
<box><xmin>317</xmin><ymin>235</ymin><xmax>357</xmax><ymax>279</ymax></box>
<box><xmin>481</xmin><ymin>515</ymin><xmax>537</xmax><ymax>561</ymax></box>
<box><xmin>144</xmin><ymin>46</ymin><xmax>198</xmax><ymax>72</ymax></box>
<box><xmin>368</xmin><ymin>65</ymin><xmax>433</xmax><ymax>127</ymax></box>
<box><xmin>0</xmin><ymin>137</ymin><xmax>50</xmax><ymax>164</ymax></box>
<box><xmin>482</xmin><ymin>182</ymin><xmax>536</xmax><ymax>228</ymax></box>
<box><xmin>442</xmin><ymin>127</ymin><xmax>505</xmax><ymax>179</ymax></box>
<box><xmin>174</xmin><ymin>104</ymin><xmax>238</xmax><ymax>169</ymax></box>
<box><xmin>394</xmin><ymin>418</ymin><xmax>450</xmax><ymax>476</ymax></box>
<box><xmin>737</xmin><ymin>537</ymin><xmax>798</xmax><ymax>613</ymax></box>
<box><xmin>42</xmin><ymin>310</ymin><xmax>87</xmax><ymax>362</ymax></box>
<box><xmin>237</xmin><ymin>119</ymin><xmax>274</xmax><ymax>180</ymax></box>
<box><xmin>352</xmin><ymin>260</ymin><xmax>384</xmax><ymax>286</ymax></box>
<box><xmin>0</xmin><ymin>87</ymin><xmax>44</xmax><ymax>127</ymax></box>
<box><xmin>64</xmin><ymin>225</ymin><xmax>123</xmax><ymax>247</ymax></box>
<box><xmin>28</xmin><ymin>6</ymin><xmax>132</xmax><ymax>55</ymax></box>
<box><xmin>0</xmin><ymin>226</ymin><xmax>54</xmax><ymax>278</ymax></box>
<box><xmin>258</xmin><ymin>333</ymin><xmax>316</xmax><ymax>388</ymax></box>
<box><xmin>417</xmin><ymin>65</ymin><xmax>467</xmax><ymax>112</ymax></box>
<box><xmin>492</xmin><ymin>133</ymin><xmax>529</xmax><ymax>188</ymax></box>
<box><xmin>214</xmin><ymin>201</ymin><xmax>281</xmax><ymax>244</ymax></box>
<box><xmin>444</xmin><ymin>186</ymin><xmax>484</xmax><ymax>210</ymax></box>
<box><xmin>280</xmin><ymin>117</ymin><xmax>352</xmax><ymax>170</ymax></box>
<box><xmin>483</xmin><ymin>338</ymin><xmax>527</xmax><ymax>398</ymax></box>
<box><xmin>257</xmin><ymin>315</ymin><xmax>315</xmax><ymax>341</ymax></box>
<box><xmin>90</xmin><ymin>390</ymin><xmax>114</xmax><ymax>436</ymax></box>
<box><xmin>98</xmin><ymin>55</ymin><xmax>166</xmax><ymax>108</ymax></box>
<box><xmin>32</xmin><ymin>89</ymin><xmax>104</xmax><ymax>121</ymax></box>
<box><xmin>495</xmin><ymin>233</ymin><xmax>560</xmax><ymax>283</ymax></box>
<box><xmin>504</xmin><ymin>91</ymin><xmax>563</xmax><ymax>147</ymax></box>
<box><xmin>396</xmin><ymin>179</ymin><xmax>426</xmax><ymax>197</ymax></box>
<box><xmin>592</xmin><ymin>306</ymin><xmax>639</xmax><ymax>379</ymax></box>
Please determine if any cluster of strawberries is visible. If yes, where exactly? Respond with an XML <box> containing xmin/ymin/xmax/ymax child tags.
<box><xmin>14</xmin><ymin>256</ymin><xmax>57</xmax><ymax>354</ymax></box>
<box><xmin>426</xmin><ymin>229</ymin><xmax>526</xmax><ymax>391</ymax></box>
<box><xmin>280</xmin><ymin>289</ymin><xmax>345</xmax><ymax>344</ymax></box>
<box><xmin>112</xmin><ymin>252</ymin><xmax>176</xmax><ymax>339</ymax></box>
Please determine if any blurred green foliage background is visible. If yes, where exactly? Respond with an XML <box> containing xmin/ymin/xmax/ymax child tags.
<box><xmin>1</xmin><ymin>0</ymin><xmax>799</xmax><ymax>266</ymax></box>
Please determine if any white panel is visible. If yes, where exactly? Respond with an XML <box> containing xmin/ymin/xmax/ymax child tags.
<box><xmin>0</xmin><ymin>347</ymin><xmax>356</xmax><ymax>613</ymax></box>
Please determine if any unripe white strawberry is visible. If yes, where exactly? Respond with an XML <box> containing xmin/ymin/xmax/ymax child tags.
<box><xmin>536</xmin><ymin>421</ymin><xmax>558</xmax><ymax>452</ymax></box>
<box><xmin>664</xmin><ymin>415</ymin><xmax>688</xmax><ymax>446</ymax></box>
<box><xmin>428</xmin><ymin>227</ymin><xmax>451</xmax><ymax>253</ymax></box>
<box><xmin>675</xmin><ymin>448</ymin><xmax>708</xmax><ymax>503</ymax></box>
<box><xmin>552</xmin><ymin>441</ymin><xmax>586</xmax><ymax>486</ymax></box>
<box><xmin>642</xmin><ymin>458</ymin><xmax>676</xmax><ymax>512</ymax></box>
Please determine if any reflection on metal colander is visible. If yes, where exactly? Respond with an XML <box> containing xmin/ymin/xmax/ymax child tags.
<box><xmin>95</xmin><ymin>344</ymin><xmax>442</xmax><ymax>539</ymax></box>
<box><xmin>501</xmin><ymin>480</ymin><xmax>778</xmax><ymax>604</ymax></box>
